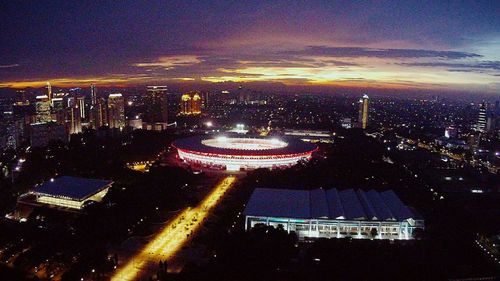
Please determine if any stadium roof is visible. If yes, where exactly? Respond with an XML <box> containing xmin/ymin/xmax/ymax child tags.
<box><xmin>244</xmin><ymin>188</ymin><xmax>422</xmax><ymax>221</ymax></box>
<box><xmin>172</xmin><ymin>135</ymin><xmax>317</xmax><ymax>156</ymax></box>
<box><xmin>32</xmin><ymin>176</ymin><xmax>113</xmax><ymax>201</ymax></box>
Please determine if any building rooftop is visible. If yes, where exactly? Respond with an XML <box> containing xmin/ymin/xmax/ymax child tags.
<box><xmin>173</xmin><ymin>135</ymin><xmax>318</xmax><ymax>156</ymax></box>
<box><xmin>32</xmin><ymin>176</ymin><xmax>113</xmax><ymax>201</ymax></box>
<box><xmin>244</xmin><ymin>188</ymin><xmax>422</xmax><ymax>221</ymax></box>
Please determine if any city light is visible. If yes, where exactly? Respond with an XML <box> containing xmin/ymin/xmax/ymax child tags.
<box><xmin>111</xmin><ymin>176</ymin><xmax>237</xmax><ymax>281</ymax></box>
<box><xmin>1</xmin><ymin>2</ymin><xmax>500</xmax><ymax>280</ymax></box>
<box><xmin>216</xmin><ymin>136</ymin><xmax>227</xmax><ymax>142</ymax></box>
<box><xmin>174</xmin><ymin>135</ymin><xmax>316</xmax><ymax>171</ymax></box>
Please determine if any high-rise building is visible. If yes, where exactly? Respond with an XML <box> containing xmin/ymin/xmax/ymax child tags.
<box><xmin>237</xmin><ymin>85</ymin><xmax>251</xmax><ymax>104</ymax></box>
<box><xmin>51</xmin><ymin>97</ymin><xmax>65</xmax><ymax>111</ymax></box>
<box><xmin>143</xmin><ymin>86</ymin><xmax>168</xmax><ymax>130</ymax></box>
<box><xmin>90</xmin><ymin>84</ymin><xmax>97</xmax><ymax>105</ymax></box>
<box><xmin>202</xmin><ymin>92</ymin><xmax>209</xmax><ymax>108</ymax></box>
<box><xmin>16</xmin><ymin>90</ymin><xmax>29</xmax><ymax>105</ymax></box>
<box><xmin>357</xmin><ymin>94</ymin><xmax>369</xmax><ymax>129</ymax></box>
<box><xmin>486</xmin><ymin>115</ymin><xmax>498</xmax><ymax>132</ymax></box>
<box><xmin>66</xmin><ymin>96</ymin><xmax>76</xmax><ymax>108</ymax></box>
<box><xmin>179</xmin><ymin>91</ymin><xmax>202</xmax><ymax>115</ymax></box>
<box><xmin>0</xmin><ymin>118</ymin><xmax>22</xmax><ymax>150</ymax></box>
<box><xmin>476</xmin><ymin>102</ymin><xmax>487</xmax><ymax>132</ymax></box>
<box><xmin>180</xmin><ymin>93</ymin><xmax>192</xmax><ymax>115</ymax></box>
<box><xmin>192</xmin><ymin>92</ymin><xmax>202</xmax><ymax>114</ymax></box>
<box><xmin>77</xmin><ymin>96</ymin><xmax>86</xmax><ymax>119</ymax></box>
<box><xmin>67</xmin><ymin>106</ymin><xmax>82</xmax><ymax>134</ymax></box>
<box><xmin>107</xmin><ymin>93</ymin><xmax>125</xmax><ymax>129</ymax></box>
<box><xmin>35</xmin><ymin>95</ymin><xmax>52</xmax><ymax>123</ymax></box>
<box><xmin>46</xmin><ymin>82</ymin><xmax>52</xmax><ymax>102</ymax></box>
<box><xmin>90</xmin><ymin>98</ymin><xmax>108</xmax><ymax>129</ymax></box>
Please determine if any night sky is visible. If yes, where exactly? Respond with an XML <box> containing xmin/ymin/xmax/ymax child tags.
<box><xmin>0</xmin><ymin>0</ymin><xmax>499</xmax><ymax>92</ymax></box>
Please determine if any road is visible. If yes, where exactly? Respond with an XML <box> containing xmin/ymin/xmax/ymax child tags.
<box><xmin>111</xmin><ymin>175</ymin><xmax>237</xmax><ymax>281</ymax></box>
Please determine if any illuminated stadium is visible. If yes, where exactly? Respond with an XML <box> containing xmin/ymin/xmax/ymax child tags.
<box><xmin>172</xmin><ymin>135</ymin><xmax>318</xmax><ymax>171</ymax></box>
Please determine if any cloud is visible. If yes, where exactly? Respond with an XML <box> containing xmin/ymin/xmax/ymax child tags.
<box><xmin>133</xmin><ymin>55</ymin><xmax>202</xmax><ymax>69</ymax></box>
<box><xmin>397</xmin><ymin>61</ymin><xmax>500</xmax><ymax>71</ymax></box>
<box><xmin>281</xmin><ymin>46</ymin><xmax>481</xmax><ymax>59</ymax></box>
<box><xmin>0</xmin><ymin>64</ymin><xmax>20</xmax><ymax>68</ymax></box>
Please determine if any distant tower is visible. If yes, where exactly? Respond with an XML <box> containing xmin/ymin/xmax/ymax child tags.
<box><xmin>77</xmin><ymin>96</ymin><xmax>86</xmax><ymax>119</ymax></box>
<box><xmin>180</xmin><ymin>93</ymin><xmax>192</xmax><ymax>115</ymax></box>
<box><xmin>90</xmin><ymin>84</ymin><xmax>97</xmax><ymax>105</ymax></box>
<box><xmin>67</xmin><ymin>106</ymin><xmax>82</xmax><ymax>134</ymax></box>
<box><xmin>358</xmin><ymin>94</ymin><xmax>369</xmax><ymax>129</ymax></box>
<box><xmin>179</xmin><ymin>91</ymin><xmax>202</xmax><ymax>115</ymax></box>
<box><xmin>144</xmin><ymin>86</ymin><xmax>168</xmax><ymax>130</ymax></box>
<box><xmin>476</xmin><ymin>102</ymin><xmax>487</xmax><ymax>132</ymax></box>
<box><xmin>202</xmin><ymin>92</ymin><xmax>209</xmax><ymax>108</ymax></box>
<box><xmin>35</xmin><ymin>95</ymin><xmax>51</xmax><ymax>123</ymax></box>
<box><xmin>107</xmin><ymin>93</ymin><xmax>125</xmax><ymax>129</ymax></box>
<box><xmin>90</xmin><ymin>98</ymin><xmax>108</xmax><ymax>129</ymax></box>
<box><xmin>191</xmin><ymin>92</ymin><xmax>202</xmax><ymax>114</ymax></box>
<box><xmin>46</xmin><ymin>82</ymin><xmax>52</xmax><ymax>103</ymax></box>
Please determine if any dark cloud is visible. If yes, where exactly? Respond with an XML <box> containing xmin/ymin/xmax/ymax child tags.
<box><xmin>0</xmin><ymin>1</ymin><xmax>498</xmax><ymax>90</ymax></box>
<box><xmin>133</xmin><ymin>53</ymin><xmax>361</xmax><ymax>79</ymax></box>
<box><xmin>282</xmin><ymin>46</ymin><xmax>482</xmax><ymax>59</ymax></box>
<box><xmin>398</xmin><ymin>61</ymin><xmax>500</xmax><ymax>70</ymax></box>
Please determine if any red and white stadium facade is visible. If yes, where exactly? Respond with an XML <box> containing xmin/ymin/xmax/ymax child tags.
<box><xmin>172</xmin><ymin>135</ymin><xmax>318</xmax><ymax>171</ymax></box>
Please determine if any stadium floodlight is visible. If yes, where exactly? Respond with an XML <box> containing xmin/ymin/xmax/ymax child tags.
<box><xmin>270</xmin><ymin>138</ymin><xmax>281</xmax><ymax>144</ymax></box>
<box><xmin>216</xmin><ymin>136</ymin><xmax>228</xmax><ymax>142</ymax></box>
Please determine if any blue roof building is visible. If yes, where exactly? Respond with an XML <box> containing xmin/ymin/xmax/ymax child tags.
<box><xmin>244</xmin><ymin>188</ymin><xmax>424</xmax><ymax>240</ymax></box>
<box><xmin>25</xmin><ymin>176</ymin><xmax>113</xmax><ymax>210</ymax></box>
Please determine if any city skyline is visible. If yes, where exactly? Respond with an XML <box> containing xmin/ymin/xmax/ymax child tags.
<box><xmin>0</xmin><ymin>1</ymin><xmax>499</xmax><ymax>93</ymax></box>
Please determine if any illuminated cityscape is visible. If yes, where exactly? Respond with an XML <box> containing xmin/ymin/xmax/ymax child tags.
<box><xmin>0</xmin><ymin>1</ymin><xmax>499</xmax><ymax>281</ymax></box>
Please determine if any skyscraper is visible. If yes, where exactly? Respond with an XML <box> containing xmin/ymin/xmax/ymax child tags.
<box><xmin>476</xmin><ymin>102</ymin><xmax>487</xmax><ymax>132</ymax></box>
<box><xmin>358</xmin><ymin>94</ymin><xmax>369</xmax><ymax>129</ymax></box>
<box><xmin>46</xmin><ymin>82</ymin><xmax>52</xmax><ymax>103</ymax></box>
<box><xmin>90</xmin><ymin>84</ymin><xmax>97</xmax><ymax>105</ymax></box>
<box><xmin>67</xmin><ymin>106</ymin><xmax>82</xmax><ymax>134</ymax></box>
<box><xmin>90</xmin><ymin>98</ymin><xmax>108</xmax><ymax>129</ymax></box>
<box><xmin>35</xmin><ymin>95</ymin><xmax>52</xmax><ymax>123</ymax></box>
<box><xmin>179</xmin><ymin>91</ymin><xmax>202</xmax><ymax>115</ymax></box>
<box><xmin>51</xmin><ymin>97</ymin><xmax>64</xmax><ymax>111</ymax></box>
<box><xmin>107</xmin><ymin>93</ymin><xmax>125</xmax><ymax>129</ymax></box>
<box><xmin>191</xmin><ymin>92</ymin><xmax>202</xmax><ymax>114</ymax></box>
<box><xmin>180</xmin><ymin>93</ymin><xmax>192</xmax><ymax>115</ymax></box>
<box><xmin>237</xmin><ymin>85</ymin><xmax>251</xmax><ymax>104</ymax></box>
<box><xmin>202</xmin><ymin>92</ymin><xmax>209</xmax><ymax>108</ymax></box>
<box><xmin>144</xmin><ymin>86</ymin><xmax>168</xmax><ymax>130</ymax></box>
<box><xmin>77</xmin><ymin>96</ymin><xmax>86</xmax><ymax>119</ymax></box>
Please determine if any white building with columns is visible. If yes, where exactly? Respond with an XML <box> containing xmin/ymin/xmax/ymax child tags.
<box><xmin>244</xmin><ymin>188</ymin><xmax>424</xmax><ymax>240</ymax></box>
